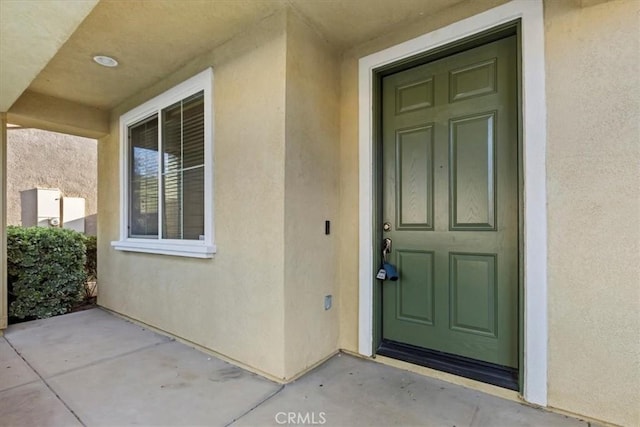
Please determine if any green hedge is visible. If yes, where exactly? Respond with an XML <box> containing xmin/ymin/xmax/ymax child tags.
<box><xmin>85</xmin><ymin>235</ymin><xmax>97</xmax><ymax>281</ymax></box>
<box><xmin>7</xmin><ymin>226</ymin><xmax>87</xmax><ymax>320</ymax></box>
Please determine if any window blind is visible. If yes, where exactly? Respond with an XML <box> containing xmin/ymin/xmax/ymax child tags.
<box><xmin>129</xmin><ymin>116</ymin><xmax>159</xmax><ymax>237</ymax></box>
<box><xmin>161</xmin><ymin>91</ymin><xmax>205</xmax><ymax>240</ymax></box>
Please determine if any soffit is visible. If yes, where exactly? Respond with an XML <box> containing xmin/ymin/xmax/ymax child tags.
<box><xmin>22</xmin><ymin>0</ymin><xmax>466</xmax><ymax>112</ymax></box>
<box><xmin>26</xmin><ymin>0</ymin><xmax>287</xmax><ymax>110</ymax></box>
<box><xmin>0</xmin><ymin>0</ymin><xmax>98</xmax><ymax>111</ymax></box>
<box><xmin>287</xmin><ymin>0</ymin><xmax>467</xmax><ymax>49</ymax></box>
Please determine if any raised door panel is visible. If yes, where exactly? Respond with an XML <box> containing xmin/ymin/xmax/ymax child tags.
<box><xmin>449</xmin><ymin>253</ymin><xmax>497</xmax><ymax>338</ymax></box>
<box><xmin>395</xmin><ymin>250</ymin><xmax>435</xmax><ymax>325</ymax></box>
<box><xmin>396</xmin><ymin>78</ymin><xmax>434</xmax><ymax>114</ymax></box>
<box><xmin>396</xmin><ymin>125</ymin><xmax>434</xmax><ymax>230</ymax></box>
<box><xmin>449</xmin><ymin>58</ymin><xmax>497</xmax><ymax>102</ymax></box>
<box><xmin>449</xmin><ymin>112</ymin><xmax>496</xmax><ymax>230</ymax></box>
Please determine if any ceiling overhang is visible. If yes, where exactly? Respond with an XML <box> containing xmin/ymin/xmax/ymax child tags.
<box><xmin>1</xmin><ymin>0</ymin><xmax>471</xmax><ymax>136</ymax></box>
<box><xmin>7</xmin><ymin>91</ymin><xmax>109</xmax><ymax>139</ymax></box>
<box><xmin>0</xmin><ymin>0</ymin><xmax>99</xmax><ymax>112</ymax></box>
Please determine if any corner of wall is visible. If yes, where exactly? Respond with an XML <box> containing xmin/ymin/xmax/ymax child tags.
<box><xmin>282</xmin><ymin>9</ymin><xmax>341</xmax><ymax>379</ymax></box>
<box><xmin>0</xmin><ymin>113</ymin><xmax>7</xmax><ymax>330</ymax></box>
<box><xmin>97</xmin><ymin>13</ymin><xmax>290</xmax><ymax>380</ymax></box>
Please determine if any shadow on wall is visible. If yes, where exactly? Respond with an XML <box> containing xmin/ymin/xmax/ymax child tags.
<box><xmin>85</xmin><ymin>214</ymin><xmax>97</xmax><ymax>236</ymax></box>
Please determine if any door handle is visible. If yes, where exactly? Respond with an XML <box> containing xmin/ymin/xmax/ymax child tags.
<box><xmin>382</xmin><ymin>238</ymin><xmax>392</xmax><ymax>261</ymax></box>
<box><xmin>379</xmin><ymin>237</ymin><xmax>399</xmax><ymax>281</ymax></box>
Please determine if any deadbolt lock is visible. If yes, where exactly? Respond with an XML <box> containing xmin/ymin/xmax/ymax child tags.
<box><xmin>383</xmin><ymin>222</ymin><xmax>391</xmax><ymax>232</ymax></box>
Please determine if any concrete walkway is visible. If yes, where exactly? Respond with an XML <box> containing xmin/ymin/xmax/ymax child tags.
<box><xmin>0</xmin><ymin>308</ymin><xmax>584</xmax><ymax>427</ymax></box>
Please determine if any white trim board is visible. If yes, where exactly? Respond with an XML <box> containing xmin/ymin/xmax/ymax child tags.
<box><xmin>357</xmin><ymin>0</ymin><xmax>547</xmax><ymax>406</ymax></box>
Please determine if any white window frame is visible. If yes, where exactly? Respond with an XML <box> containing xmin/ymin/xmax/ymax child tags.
<box><xmin>111</xmin><ymin>68</ymin><xmax>215</xmax><ymax>258</ymax></box>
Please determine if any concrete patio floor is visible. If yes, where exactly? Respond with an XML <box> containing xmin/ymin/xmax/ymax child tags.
<box><xmin>0</xmin><ymin>308</ymin><xmax>586</xmax><ymax>427</ymax></box>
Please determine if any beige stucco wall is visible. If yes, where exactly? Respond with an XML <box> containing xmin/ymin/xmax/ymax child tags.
<box><xmin>6</xmin><ymin>128</ymin><xmax>97</xmax><ymax>235</ymax></box>
<box><xmin>336</xmin><ymin>0</ymin><xmax>639</xmax><ymax>425</ymax></box>
<box><xmin>8</xmin><ymin>91</ymin><xmax>109</xmax><ymax>140</ymax></box>
<box><xmin>545</xmin><ymin>1</ymin><xmax>640</xmax><ymax>425</ymax></box>
<box><xmin>0</xmin><ymin>0</ymin><xmax>98</xmax><ymax>111</ymax></box>
<box><xmin>94</xmin><ymin>0</ymin><xmax>638</xmax><ymax>423</ymax></box>
<box><xmin>1</xmin><ymin>114</ymin><xmax>7</xmax><ymax>330</ymax></box>
<box><xmin>99</xmin><ymin>8</ymin><xmax>345</xmax><ymax>381</ymax></box>
<box><xmin>283</xmin><ymin>11</ymin><xmax>341</xmax><ymax>377</ymax></box>
<box><xmin>98</xmin><ymin>11</ymin><xmax>289</xmax><ymax>379</ymax></box>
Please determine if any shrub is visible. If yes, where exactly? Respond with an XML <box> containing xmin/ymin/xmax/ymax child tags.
<box><xmin>84</xmin><ymin>235</ymin><xmax>97</xmax><ymax>281</ymax></box>
<box><xmin>7</xmin><ymin>226</ymin><xmax>87</xmax><ymax>320</ymax></box>
<box><xmin>82</xmin><ymin>234</ymin><xmax>98</xmax><ymax>301</ymax></box>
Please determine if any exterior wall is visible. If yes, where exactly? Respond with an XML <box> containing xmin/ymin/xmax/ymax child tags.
<box><xmin>93</xmin><ymin>0</ymin><xmax>639</xmax><ymax>423</ymax></box>
<box><xmin>1</xmin><ymin>114</ymin><xmax>7</xmax><ymax>330</ymax></box>
<box><xmin>98</xmin><ymin>11</ymin><xmax>289</xmax><ymax>379</ymax></box>
<box><xmin>6</xmin><ymin>128</ymin><xmax>97</xmax><ymax>235</ymax></box>
<box><xmin>336</xmin><ymin>0</ymin><xmax>639</xmax><ymax>425</ymax></box>
<box><xmin>283</xmin><ymin>11</ymin><xmax>341</xmax><ymax>378</ymax></box>
<box><xmin>544</xmin><ymin>1</ymin><xmax>640</xmax><ymax>425</ymax></box>
<box><xmin>98</xmin><ymin>8</ymin><xmax>344</xmax><ymax>382</ymax></box>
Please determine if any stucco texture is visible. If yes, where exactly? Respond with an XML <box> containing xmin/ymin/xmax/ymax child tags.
<box><xmin>1</xmin><ymin>114</ymin><xmax>7</xmax><ymax>329</ymax></box>
<box><xmin>6</xmin><ymin>128</ymin><xmax>97</xmax><ymax>235</ymax></box>
<box><xmin>0</xmin><ymin>0</ymin><xmax>98</xmax><ymax>111</ymax></box>
<box><xmin>99</xmin><ymin>9</ymin><xmax>345</xmax><ymax>381</ymax></box>
<box><xmin>335</xmin><ymin>0</ymin><xmax>639</xmax><ymax>425</ymax></box>
<box><xmin>99</xmin><ymin>11</ymin><xmax>288</xmax><ymax>379</ymax></box>
<box><xmin>92</xmin><ymin>0</ymin><xmax>640</xmax><ymax>424</ymax></box>
<box><xmin>8</xmin><ymin>92</ymin><xmax>109</xmax><ymax>140</ymax></box>
<box><xmin>545</xmin><ymin>1</ymin><xmax>640</xmax><ymax>425</ymax></box>
<box><xmin>284</xmin><ymin>11</ymin><xmax>341</xmax><ymax>377</ymax></box>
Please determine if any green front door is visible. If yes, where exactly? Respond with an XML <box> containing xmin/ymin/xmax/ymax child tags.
<box><xmin>380</xmin><ymin>35</ymin><xmax>518</xmax><ymax>369</ymax></box>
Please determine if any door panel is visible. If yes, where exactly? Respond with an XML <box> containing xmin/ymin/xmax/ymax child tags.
<box><xmin>449</xmin><ymin>58</ymin><xmax>497</xmax><ymax>102</ymax></box>
<box><xmin>395</xmin><ymin>250</ymin><xmax>435</xmax><ymax>325</ymax></box>
<box><xmin>396</xmin><ymin>125</ymin><xmax>434</xmax><ymax>229</ymax></box>
<box><xmin>396</xmin><ymin>78</ymin><xmax>434</xmax><ymax>113</ymax></box>
<box><xmin>381</xmin><ymin>36</ymin><xmax>518</xmax><ymax>368</ymax></box>
<box><xmin>449</xmin><ymin>253</ymin><xmax>497</xmax><ymax>337</ymax></box>
<box><xmin>450</xmin><ymin>112</ymin><xmax>496</xmax><ymax>230</ymax></box>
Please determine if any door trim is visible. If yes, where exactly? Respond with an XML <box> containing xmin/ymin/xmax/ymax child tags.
<box><xmin>358</xmin><ymin>0</ymin><xmax>547</xmax><ymax>406</ymax></box>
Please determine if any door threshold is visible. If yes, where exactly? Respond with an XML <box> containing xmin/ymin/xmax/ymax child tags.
<box><xmin>377</xmin><ymin>340</ymin><xmax>518</xmax><ymax>390</ymax></box>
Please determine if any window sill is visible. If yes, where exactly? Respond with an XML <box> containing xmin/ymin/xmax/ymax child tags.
<box><xmin>111</xmin><ymin>240</ymin><xmax>216</xmax><ymax>259</ymax></box>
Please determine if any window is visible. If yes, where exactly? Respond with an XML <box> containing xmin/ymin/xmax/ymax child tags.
<box><xmin>112</xmin><ymin>69</ymin><xmax>215</xmax><ymax>258</ymax></box>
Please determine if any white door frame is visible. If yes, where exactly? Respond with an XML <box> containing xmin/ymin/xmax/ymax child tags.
<box><xmin>358</xmin><ymin>0</ymin><xmax>547</xmax><ymax>406</ymax></box>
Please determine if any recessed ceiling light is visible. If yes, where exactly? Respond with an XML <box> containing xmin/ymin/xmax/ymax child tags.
<box><xmin>93</xmin><ymin>55</ymin><xmax>118</xmax><ymax>67</ymax></box>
